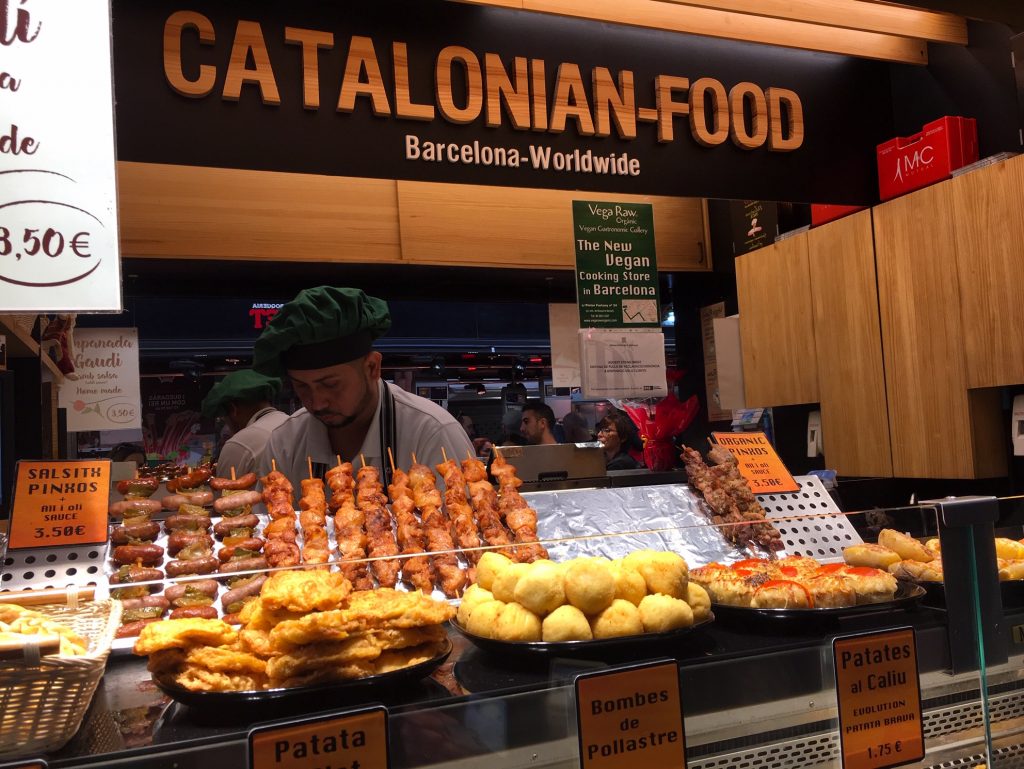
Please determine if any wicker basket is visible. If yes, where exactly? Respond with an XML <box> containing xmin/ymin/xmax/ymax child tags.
<box><xmin>0</xmin><ymin>599</ymin><xmax>122</xmax><ymax>758</ymax></box>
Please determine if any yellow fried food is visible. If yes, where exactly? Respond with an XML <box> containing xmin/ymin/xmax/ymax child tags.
<box><xmin>564</xmin><ymin>559</ymin><xmax>616</xmax><ymax>615</ymax></box>
<box><xmin>845</xmin><ymin>566</ymin><xmax>899</xmax><ymax>602</ymax></box>
<box><xmin>259</xmin><ymin>569</ymin><xmax>352</xmax><ymax>613</ymax></box>
<box><xmin>494</xmin><ymin>602</ymin><xmax>542</xmax><ymax>642</ymax></box>
<box><xmin>751</xmin><ymin>581</ymin><xmax>812</xmax><ymax>609</ymax></box>
<box><xmin>887</xmin><ymin>559</ymin><xmax>943</xmax><ymax>583</ymax></box>
<box><xmin>133</xmin><ymin>618</ymin><xmax>237</xmax><ymax>655</ymax></box>
<box><xmin>878</xmin><ymin>529</ymin><xmax>933</xmax><ymax>563</ymax></box>
<box><xmin>995</xmin><ymin>538</ymin><xmax>1024</xmax><ymax>561</ymax></box>
<box><xmin>185</xmin><ymin>646</ymin><xmax>268</xmax><ymax>677</ymax></box>
<box><xmin>638</xmin><ymin>593</ymin><xmax>693</xmax><ymax>632</ymax></box>
<box><xmin>623</xmin><ymin>550</ymin><xmax>688</xmax><ymax>599</ymax></box>
<box><xmin>610</xmin><ymin>562</ymin><xmax>647</xmax><ymax>606</ymax></box>
<box><xmin>513</xmin><ymin>560</ymin><xmax>565</xmax><ymax>615</ymax></box>
<box><xmin>457</xmin><ymin>584</ymin><xmax>494</xmax><ymax>627</ymax></box>
<box><xmin>542</xmin><ymin>605</ymin><xmax>593</xmax><ymax>642</ymax></box>
<box><xmin>925</xmin><ymin>539</ymin><xmax>941</xmax><ymax>557</ymax></box>
<box><xmin>371</xmin><ymin>640</ymin><xmax>446</xmax><ymax>673</ymax></box>
<box><xmin>590</xmin><ymin>599</ymin><xmax>644</xmax><ymax>639</ymax></box>
<box><xmin>843</xmin><ymin>543</ymin><xmax>900</xmax><ymax>570</ymax></box>
<box><xmin>175</xmin><ymin>667</ymin><xmax>265</xmax><ymax>692</ymax></box>
<box><xmin>0</xmin><ymin>604</ymin><xmax>89</xmax><ymax>655</ymax></box>
<box><xmin>466</xmin><ymin>599</ymin><xmax>505</xmax><ymax>639</ymax></box>
<box><xmin>806</xmin><ymin>575</ymin><xmax>857</xmax><ymax>608</ymax></box>
<box><xmin>147</xmin><ymin>648</ymin><xmax>186</xmax><ymax>675</ymax></box>
<box><xmin>490</xmin><ymin>562</ymin><xmax>528</xmax><ymax>603</ymax></box>
<box><xmin>685</xmin><ymin>583</ymin><xmax>711</xmax><ymax>621</ymax></box>
<box><xmin>998</xmin><ymin>559</ymin><xmax>1024</xmax><ymax>581</ymax></box>
<box><xmin>476</xmin><ymin>551</ymin><xmax>513</xmax><ymax>590</ymax></box>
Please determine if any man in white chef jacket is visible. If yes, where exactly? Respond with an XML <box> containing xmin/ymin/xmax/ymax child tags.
<box><xmin>201</xmin><ymin>369</ymin><xmax>289</xmax><ymax>477</ymax></box>
<box><xmin>253</xmin><ymin>286</ymin><xmax>473</xmax><ymax>495</ymax></box>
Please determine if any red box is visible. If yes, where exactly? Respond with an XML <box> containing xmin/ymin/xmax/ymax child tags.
<box><xmin>811</xmin><ymin>204</ymin><xmax>866</xmax><ymax>227</ymax></box>
<box><xmin>876</xmin><ymin>116</ymin><xmax>978</xmax><ymax>201</ymax></box>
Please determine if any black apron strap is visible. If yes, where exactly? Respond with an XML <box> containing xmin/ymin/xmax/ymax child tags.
<box><xmin>380</xmin><ymin>383</ymin><xmax>398</xmax><ymax>487</ymax></box>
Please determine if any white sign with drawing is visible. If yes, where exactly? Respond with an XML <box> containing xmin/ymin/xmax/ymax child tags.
<box><xmin>59</xmin><ymin>328</ymin><xmax>141</xmax><ymax>431</ymax></box>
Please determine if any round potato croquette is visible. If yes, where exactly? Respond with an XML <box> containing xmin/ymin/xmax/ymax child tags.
<box><xmin>542</xmin><ymin>605</ymin><xmax>593</xmax><ymax>642</ymax></box>
<box><xmin>589</xmin><ymin>599</ymin><xmax>644</xmax><ymax>639</ymax></box>
<box><xmin>457</xmin><ymin>584</ymin><xmax>495</xmax><ymax>627</ymax></box>
<box><xmin>490</xmin><ymin>563</ymin><xmax>529</xmax><ymax>603</ymax></box>
<box><xmin>623</xmin><ymin>550</ymin><xmax>689</xmax><ymax>599</ymax></box>
<box><xmin>466</xmin><ymin>600</ymin><xmax>506</xmax><ymax>639</ymax></box>
<box><xmin>685</xmin><ymin>583</ymin><xmax>711</xmax><ymax>622</ymax></box>
<box><xmin>495</xmin><ymin>602</ymin><xmax>543</xmax><ymax>642</ymax></box>
<box><xmin>476</xmin><ymin>551</ymin><xmax>514</xmax><ymax>591</ymax></box>
<box><xmin>563</xmin><ymin>559</ymin><xmax>616</xmax><ymax>615</ymax></box>
<box><xmin>610</xmin><ymin>562</ymin><xmax>647</xmax><ymax>606</ymax></box>
<box><xmin>638</xmin><ymin>593</ymin><xmax>694</xmax><ymax>632</ymax></box>
<box><xmin>514</xmin><ymin>560</ymin><xmax>565</xmax><ymax>615</ymax></box>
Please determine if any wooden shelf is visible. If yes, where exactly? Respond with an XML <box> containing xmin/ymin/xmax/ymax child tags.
<box><xmin>0</xmin><ymin>316</ymin><xmax>63</xmax><ymax>380</ymax></box>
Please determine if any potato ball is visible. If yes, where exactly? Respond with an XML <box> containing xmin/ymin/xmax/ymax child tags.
<box><xmin>514</xmin><ymin>560</ymin><xmax>565</xmax><ymax>615</ymax></box>
<box><xmin>590</xmin><ymin>599</ymin><xmax>644</xmax><ymax>639</ymax></box>
<box><xmin>610</xmin><ymin>562</ymin><xmax>647</xmax><ymax>606</ymax></box>
<box><xmin>623</xmin><ymin>550</ymin><xmax>689</xmax><ymax>599</ymax></box>
<box><xmin>563</xmin><ymin>559</ymin><xmax>616</xmax><ymax>615</ymax></box>
<box><xmin>638</xmin><ymin>594</ymin><xmax>694</xmax><ymax>632</ymax></box>
<box><xmin>457</xmin><ymin>584</ymin><xmax>494</xmax><ymax>627</ymax></box>
<box><xmin>477</xmin><ymin>551</ymin><xmax>514</xmax><ymax>591</ymax></box>
<box><xmin>490</xmin><ymin>562</ymin><xmax>529</xmax><ymax>603</ymax></box>
<box><xmin>495</xmin><ymin>602</ymin><xmax>543</xmax><ymax>642</ymax></box>
<box><xmin>542</xmin><ymin>605</ymin><xmax>593</xmax><ymax>642</ymax></box>
<box><xmin>685</xmin><ymin>583</ymin><xmax>711</xmax><ymax>622</ymax></box>
<box><xmin>466</xmin><ymin>600</ymin><xmax>506</xmax><ymax>639</ymax></box>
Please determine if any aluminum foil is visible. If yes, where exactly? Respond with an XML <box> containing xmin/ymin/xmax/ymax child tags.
<box><xmin>524</xmin><ymin>483</ymin><xmax>775</xmax><ymax>566</ymax></box>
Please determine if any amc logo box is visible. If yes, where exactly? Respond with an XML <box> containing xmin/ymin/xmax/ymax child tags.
<box><xmin>876</xmin><ymin>116</ymin><xmax>978</xmax><ymax>201</ymax></box>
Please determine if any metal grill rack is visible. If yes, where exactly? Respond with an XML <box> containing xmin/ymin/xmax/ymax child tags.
<box><xmin>759</xmin><ymin>475</ymin><xmax>863</xmax><ymax>560</ymax></box>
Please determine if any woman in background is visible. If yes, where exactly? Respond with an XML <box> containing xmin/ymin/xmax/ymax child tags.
<box><xmin>597</xmin><ymin>411</ymin><xmax>643</xmax><ymax>470</ymax></box>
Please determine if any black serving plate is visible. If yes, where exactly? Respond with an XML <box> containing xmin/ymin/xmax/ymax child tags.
<box><xmin>918</xmin><ymin>578</ymin><xmax>1024</xmax><ymax>609</ymax></box>
<box><xmin>153</xmin><ymin>638</ymin><xmax>452</xmax><ymax>713</ymax></box>
<box><xmin>451</xmin><ymin>615</ymin><xmax>713</xmax><ymax>659</ymax></box>
<box><xmin>710</xmin><ymin>580</ymin><xmax>926</xmax><ymax>621</ymax></box>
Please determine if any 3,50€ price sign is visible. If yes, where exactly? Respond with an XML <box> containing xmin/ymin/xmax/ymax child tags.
<box><xmin>710</xmin><ymin>432</ymin><xmax>799</xmax><ymax>493</ymax></box>
<box><xmin>7</xmin><ymin>460</ymin><xmax>109</xmax><ymax>550</ymax></box>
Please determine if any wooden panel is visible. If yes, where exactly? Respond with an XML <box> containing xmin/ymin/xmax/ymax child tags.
<box><xmin>736</xmin><ymin>235</ymin><xmax>819</xmax><ymax>407</ymax></box>
<box><xmin>873</xmin><ymin>183</ymin><xmax>1005</xmax><ymax>478</ymax></box>
<box><xmin>806</xmin><ymin>210</ymin><xmax>892</xmax><ymax>477</ymax></box>
<box><xmin>457</xmin><ymin>0</ymin><xmax>929</xmax><ymax>64</ymax></box>
<box><xmin>396</xmin><ymin>181</ymin><xmax>709</xmax><ymax>270</ymax></box>
<box><xmin>949</xmin><ymin>154</ymin><xmax>1024</xmax><ymax>388</ymax></box>
<box><xmin>117</xmin><ymin>162</ymin><xmax>403</xmax><ymax>263</ymax></box>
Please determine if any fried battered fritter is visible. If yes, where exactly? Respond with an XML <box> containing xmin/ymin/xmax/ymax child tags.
<box><xmin>372</xmin><ymin>640</ymin><xmax>448</xmax><ymax>673</ymax></box>
<box><xmin>175</xmin><ymin>667</ymin><xmax>264</xmax><ymax>692</ymax></box>
<box><xmin>133</xmin><ymin>618</ymin><xmax>237</xmax><ymax>655</ymax></box>
<box><xmin>185</xmin><ymin>645</ymin><xmax>267</xmax><ymax>677</ymax></box>
<box><xmin>146</xmin><ymin>648</ymin><xmax>186</xmax><ymax>675</ymax></box>
<box><xmin>259</xmin><ymin>569</ymin><xmax>352</xmax><ymax>613</ymax></box>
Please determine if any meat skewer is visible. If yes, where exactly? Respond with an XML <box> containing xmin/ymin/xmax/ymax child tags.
<box><xmin>490</xmin><ymin>451</ymin><xmax>548</xmax><ymax>563</ymax></box>
<box><xmin>409</xmin><ymin>452</ymin><xmax>466</xmax><ymax>597</ymax></box>
<box><xmin>387</xmin><ymin>449</ymin><xmax>435</xmax><ymax>594</ymax></box>
<box><xmin>260</xmin><ymin>461</ymin><xmax>301</xmax><ymax>569</ymax></box>
<box><xmin>357</xmin><ymin>455</ymin><xmax>400</xmax><ymax>588</ymax></box>
<box><xmin>462</xmin><ymin>452</ymin><xmax>516</xmax><ymax>558</ymax></box>
<box><xmin>436</xmin><ymin>448</ymin><xmax>483</xmax><ymax>582</ymax></box>
<box><xmin>326</xmin><ymin>456</ymin><xmax>374</xmax><ymax>590</ymax></box>
<box><xmin>299</xmin><ymin>457</ymin><xmax>331</xmax><ymax>567</ymax></box>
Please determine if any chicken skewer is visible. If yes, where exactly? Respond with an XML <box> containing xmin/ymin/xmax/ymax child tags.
<box><xmin>299</xmin><ymin>457</ymin><xmax>331</xmax><ymax>567</ymax></box>
<box><xmin>436</xmin><ymin>448</ymin><xmax>482</xmax><ymax>583</ymax></box>
<box><xmin>409</xmin><ymin>453</ymin><xmax>466</xmax><ymax>597</ymax></box>
<box><xmin>387</xmin><ymin>449</ymin><xmax>435</xmax><ymax>594</ymax></box>
<box><xmin>260</xmin><ymin>461</ymin><xmax>301</xmax><ymax>569</ymax></box>
<box><xmin>490</xmin><ymin>451</ymin><xmax>548</xmax><ymax>563</ymax></box>
<box><xmin>326</xmin><ymin>456</ymin><xmax>374</xmax><ymax>591</ymax></box>
<box><xmin>357</xmin><ymin>456</ymin><xmax>401</xmax><ymax>588</ymax></box>
<box><xmin>461</xmin><ymin>452</ymin><xmax>516</xmax><ymax>558</ymax></box>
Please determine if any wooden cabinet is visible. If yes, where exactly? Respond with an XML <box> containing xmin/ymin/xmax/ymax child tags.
<box><xmin>806</xmin><ymin>211</ymin><xmax>893</xmax><ymax>477</ymax></box>
<box><xmin>736</xmin><ymin>236</ymin><xmax>819</xmax><ymax>407</ymax></box>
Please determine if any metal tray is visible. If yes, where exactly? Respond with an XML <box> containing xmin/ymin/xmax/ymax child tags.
<box><xmin>710</xmin><ymin>580</ymin><xmax>925</xmax><ymax>621</ymax></box>
<box><xmin>451</xmin><ymin>615</ymin><xmax>713</xmax><ymax>659</ymax></box>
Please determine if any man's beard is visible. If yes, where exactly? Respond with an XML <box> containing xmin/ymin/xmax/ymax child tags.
<box><xmin>313</xmin><ymin>376</ymin><xmax>375</xmax><ymax>428</ymax></box>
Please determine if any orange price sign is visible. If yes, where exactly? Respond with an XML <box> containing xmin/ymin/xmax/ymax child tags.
<box><xmin>7</xmin><ymin>460</ymin><xmax>110</xmax><ymax>550</ymax></box>
<box><xmin>833</xmin><ymin>628</ymin><xmax>925</xmax><ymax>769</ymax></box>
<box><xmin>710</xmin><ymin>431</ymin><xmax>799</xmax><ymax>493</ymax></box>
<box><xmin>248</xmin><ymin>706</ymin><xmax>388</xmax><ymax>769</ymax></box>
<box><xmin>575</xmin><ymin>660</ymin><xmax>685</xmax><ymax>769</ymax></box>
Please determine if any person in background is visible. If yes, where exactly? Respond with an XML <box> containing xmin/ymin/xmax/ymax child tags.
<box><xmin>109</xmin><ymin>442</ymin><xmax>146</xmax><ymax>468</ymax></box>
<box><xmin>252</xmin><ymin>286</ymin><xmax>473</xmax><ymax>490</ymax></box>
<box><xmin>560</xmin><ymin>403</ymin><xmax>592</xmax><ymax>442</ymax></box>
<box><xmin>597</xmin><ymin>411</ymin><xmax>644</xmax><ymax>470</ymax></box>
<box><xmin>200</xmin><ymin>369</ymin><xmax>289</xmax><ymax>477</ymax></box>
<box><xmin>520</xmin><ymin>400</ymin><xmax>558</xmax><ymax>445</ymax></box>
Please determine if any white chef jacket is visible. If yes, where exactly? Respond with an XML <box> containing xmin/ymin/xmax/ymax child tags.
<box><xmin>261</xmin><ymin>380</ymin><xmax>473</xmax><ymax>496</ymax></box>
<box><xmin>216</xmin><ymin>407</ymin><xmax>290</xmax><ymax>478</ymax></box>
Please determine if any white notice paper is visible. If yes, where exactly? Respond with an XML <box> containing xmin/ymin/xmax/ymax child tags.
<box><xmin>579</xmin><ymin>329</ymin><xmax>667</xmax><ymax>399</ymax></box>
<box><xmin>59</xmin><ymin>329</ymin><xmax>141</xmax><ymax>431</ymax></box>
<box><xmin>549</xmin><ymin>303</ymin><xmax>581</xmax><ymax>388</ymax></box>
<box><xmin>0</xmin><ymin>0</ymin><xmax>122</xmax><ymax>311</ymax></box>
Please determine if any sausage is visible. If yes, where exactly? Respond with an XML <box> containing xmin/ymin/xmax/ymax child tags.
<box><xmin>112</xmin><ymin>544</ymin><xmax>165</xmax><ymax>566</ymax></box>
<box><xmin>174</xmin><ymin>468</ymin><xmax>212</xmax><ymax>490</ymax></box>
<box><xmin>180</xmin><ymin>489</ymin><xmax>213</xmax><ymax>507</ymax></box>
<box><xmin>164</xmin><ymin>514</ymin><xmax>211</xmax><ymax>532</ymax></box>
<box><xmin>119</xmin><ymin>595</ymin><xmax>170</xmax><ymax>611</ymax></box>
<box><xmin>167</xmin><ymin>531</ymin><xmax>214</xmax><ymax>556</ymax></box>
<box><xmin>217</xmin><ymin>556</ymin><xmax>268</xmax><ymax>574</ymax></box>
<box><xmin>111</xmin><ymin>520</ymin><xmax>161</xmax><ymax>544</ymax></box>
<box><xmin>213</xmin><ymin>490</ymin><xmax>262</xmax><ymax>513</ymax></box>
<box><xmin>166</xmin><ymin>556</ymin><xmax>220</xmax><ymax>577</ymax></box>
<box><xmin>115</xmin><ymin>618</ymin><xmax>161</xmax><ymax>638</ymax></box>
<box><xmin>210</xmin><ymin>472</ymin><xmax>258</xmax><ymax>491</ymax></box>
<box><xmin>110</xmin><ymin>565</ymin><xmax>164</xmax><ymax>584</ymax></box>
<box><xmin>170</xmin><ymin>606</ymin><xmax>219</xmax><ymax>620</ymax></box>
<box><xmin>109</xmin><ymin>498</ymin><xmax>162</xmax><ymax>518</ymax></box>
<box><xmin>165</xmin><ymin>579</ymin><xmax>219</xmax><ymax>603</ymax></box>
<box><xmin>221</xmin><ymin>574</ymin><xmax>267</xmax><ymax>610</ymax></box>
<box><xmin>214</xmin><ymin>514</ymin><xmax>260</xmax><ymax>537</ymax></box>
<box><xmin>162</xmin><ymin>494</ymin><xmax>191</xmax><ymax>511</ymax></box>
<box><xmin>116</xmin><ymin>478</ymin><xmax>159</xmax><ymax>497</ymax></box>
<box><xmin>218</xmin><ymin>538</ymin><xmax>265</xmax><ymax>562</ymax></box>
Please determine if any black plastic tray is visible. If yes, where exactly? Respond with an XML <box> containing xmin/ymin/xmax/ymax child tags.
<box><xmin>918</xmin><ymin>578</ymin><xmax>1024</xmax><ymax>608</ymax></box>
<box><xmin>710</xmin><ymin>580</ymin><xmax>925</xmax><ymax>621</ymax></box>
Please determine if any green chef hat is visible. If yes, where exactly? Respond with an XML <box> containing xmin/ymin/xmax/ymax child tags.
<box><xmin>251</xmin><ymin>286</ymin><xmax>391</xmax><ymax>378</ymax></box>
<box><xmin>201</xmin><ymin>369</ymin><xmax>282</xmax><ymax>418</ymax></box>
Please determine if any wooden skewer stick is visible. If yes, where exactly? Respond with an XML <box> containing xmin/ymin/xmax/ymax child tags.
<box><xmin>271</xmin><ymin>459</ymin><xmax>277</xmax><ymax>472</ymax></box>
<box><xmin>467</xmin><ymin>449</ymin><xmax>474</xmax><ymax>461</ymax></box>
<box><xmin>308</xmin><ymin>456</ymin><xmax>315</xmax><ymax>479</ymax></box>
<box><xmin>441</xmin><ymin>447</ymin><xmax>448</xmax><ymax>463</ymax></box>
<box><xmin>336</xmin><ymin>454</ymin><xmax>342</xmax><ymax>468</ymax></box>
<box><xmin>230</xmin><ymin>467</ymin><xmax>236</xmax><ymax>481</ymax></box>
<box><xmin>359</xmin><ymin>453</ymin><xmax>367</xmax><ymax>468</ymax></box>
<box><xmin>387</xmin><ymin>447</ymin><xmax>396</xmax><ymax>474</ymax></box>
<box><xmin>411</xmin><ymin>452</ymin><xmax>418</xmax><ymax>465</ymax></box>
